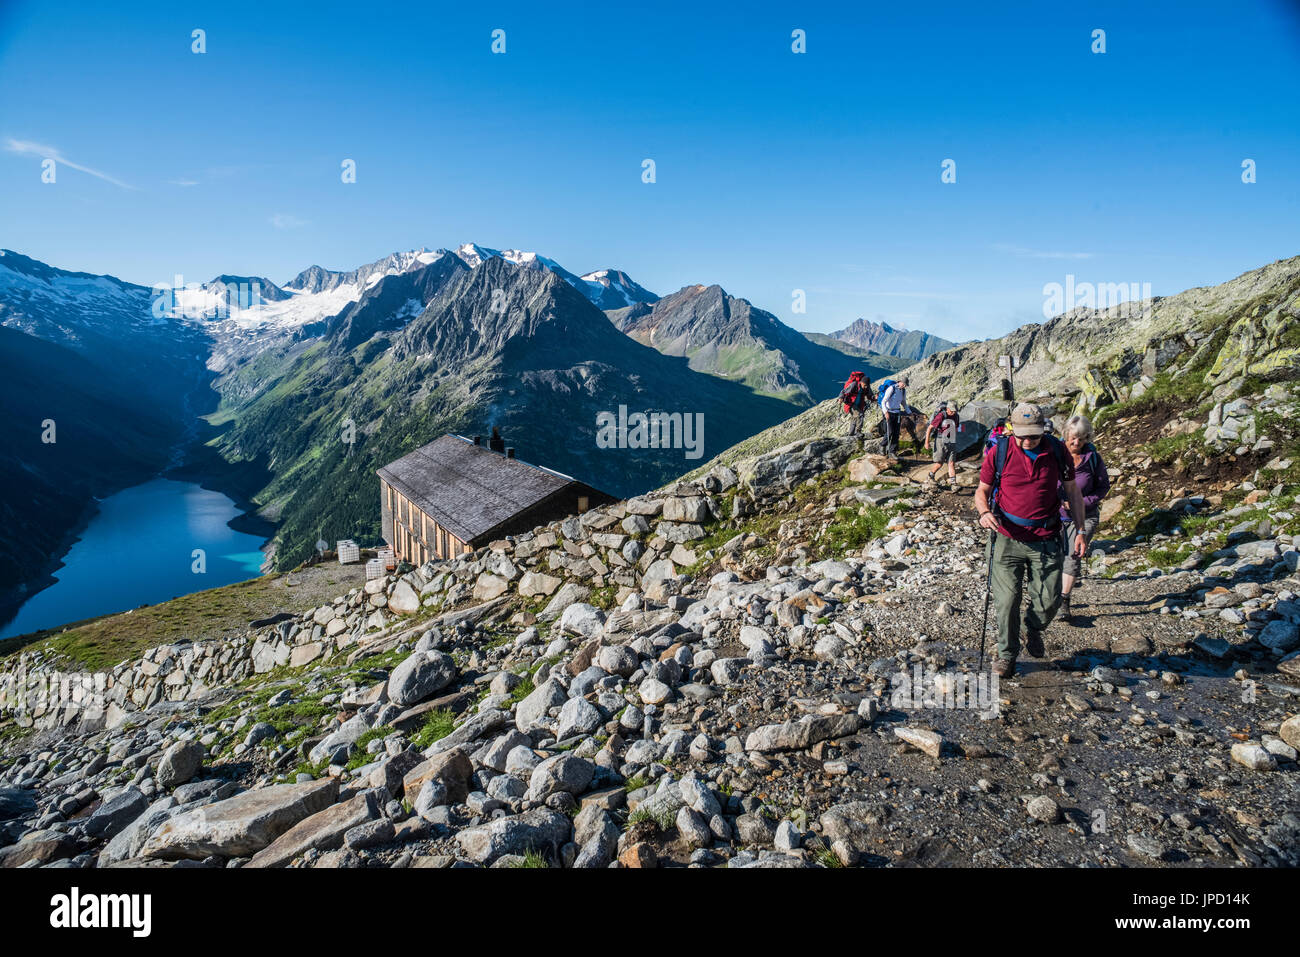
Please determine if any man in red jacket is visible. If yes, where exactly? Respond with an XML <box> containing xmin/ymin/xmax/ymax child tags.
<box><xmin>973</xmin><ymin>403</ymin><xmax>1088</xmax><ymax>677</ymax></box>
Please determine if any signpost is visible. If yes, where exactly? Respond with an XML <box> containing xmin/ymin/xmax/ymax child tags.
<box><xmin>998</xmin><ymin>354</ymin><xmax>1020</xmax><ymax>414</ymax></box>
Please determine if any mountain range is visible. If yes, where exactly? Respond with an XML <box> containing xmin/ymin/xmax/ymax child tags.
<box><xmin>0</xmin><ymin>242</ymin><xmax>903</xmax><ymax>594</ymax></box>
<box><xmin>829</xmin><ymin>317</ymin><xmax>959</xmax><ymax>362</ymax></box>
<box><xmin>609</xmin><ymin>284</ymin><xmax>900</xmax><ymax>402</ymax></box>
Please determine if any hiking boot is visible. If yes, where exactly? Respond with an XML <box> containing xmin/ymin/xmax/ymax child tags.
<box><xmin>992</xmin><ymin>657</ymin><xmax>1016</xmax><ymax>678</ymax></box>
<box><xmin>1060</xmin><ymin>594</ymin><xmax>1073</xmax><ymax>623</ymax></box>
<box><xmin>1023</xmin><ymin>627</ymin><xmax>1045</xmax><ymax>659</ymax></box>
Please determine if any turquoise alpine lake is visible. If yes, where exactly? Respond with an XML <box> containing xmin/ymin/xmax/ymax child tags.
<box><xmin>0</xmin><ymin>478</ymin><xmax>267</xmax><ymax>639</ymax></box>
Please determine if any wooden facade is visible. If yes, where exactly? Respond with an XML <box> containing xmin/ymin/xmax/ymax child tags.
<box><xmin>377</xmin><ymin>434</ymin><xmax>615</xmax><ymax>566</ymax></box>
<box><xmin>379</xmin><ymin>478</ymin><xmax>470</xmax><ymax>566</ymax></box>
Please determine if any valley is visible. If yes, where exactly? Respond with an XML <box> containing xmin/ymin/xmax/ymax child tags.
<box><xmin>0</xmin><ymin>243</ymin><xmax>905</xmax><ymax>629</ymax></box>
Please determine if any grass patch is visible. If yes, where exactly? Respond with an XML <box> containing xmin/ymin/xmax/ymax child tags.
<box><xmin>507</xmin><ymin>675</ymin><xmax>535</xmax><ymax>705</ymax></box>
<box><xmin>817</xmin><ymin>502</ymin><xmax>905</xmax><ymax>557</ymax></box>
<box><xmin>510</xmin><ymin>849</ymin><xmax>550</xmax><ymax>868</ymax></box>
<box><xmin>343</xmin><ymin>725</ymin><xmax>394</xmax><ymax>771</ymax></box>
<box><xmin>292</xmin><ymin>757</ymin><xmax>329</xmax><ymax>779</ymax></box>
<box><xmin>1145</xmin><ymin>542</ymin><xmax>1195</xmax><ymax>569</ymax></box>
<box><xmin>815</xmin><ymin>847</ymin><xmax>845</xmax><ymax>869</ymax></box>
<box><xmin>626</xmin><ymin>804</ymin><xmax>676</xmax><ymax>831</ymax></box>
<box><xmin>1144</xmin><ymin>431</ymin><xmax>1200</xmax><ymax>465</ymax></box>
<box><xmin>408</xmin><ymin>708</ymin><xmax>457</xmax><ymax>751</ymax></box>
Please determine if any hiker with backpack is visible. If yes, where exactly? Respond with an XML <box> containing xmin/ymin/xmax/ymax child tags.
<box><xmin>880</xmin><ymin>375</ymin><xmax>909</xmax><ymax>460</ymax></box>
<box><xmin>840</xmin><ymin>371</ymin><xmax>874</xmax><ymax>438</ymax></box>
<box><xmin>984</xmin><ymin>418</ymin><xmax>1007</xmax><ymax>451</ymax></box>
<box><xmin>924</xmin><ymin>401</ymin><xmax>961</xmax><ymax>489</ymax></box>
<box><xmin>974</xmin><ymin>403</ymin><xmax>1088</xmax><ymax>678</ymax></box>
<box><xmin>1057</xmin><ymin>414</ymin><xmax>1111</xmax><ymax>623</ymax></box>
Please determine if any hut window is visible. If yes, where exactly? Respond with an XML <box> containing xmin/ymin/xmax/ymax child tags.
<box><xmin>578</xmin><ymin>495</ymin><xmax>589</xmax><ymax>512</ymax></box>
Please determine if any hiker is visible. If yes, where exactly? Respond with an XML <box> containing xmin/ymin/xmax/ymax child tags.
<box><xmin>924</xmin><ymin>401</ymin><xmax>961</xmax><ymax>488</ymax></box>
<box><xmin>880</xmin><ymin>375</ymin><xmax>909</xmax><ymax>460</ymax></box>
<box><xmin>984</xmin><ymin>418</ymin><xmax>1007</xmax><ymax>451</ymax></box>
<box><xmin>840</xmin><ymin>371</ymin><xmax>873</xmax><ymax>438</ymax></box>
<box><xmin>1058</xmin><ymin>414</ymin><xmax>1111</xmax><ymax>622</ymax></box>
<box><xmin>974</xmin><ymin>403</ymin><xmax>1088</xmax><ymax>678</ymax></box>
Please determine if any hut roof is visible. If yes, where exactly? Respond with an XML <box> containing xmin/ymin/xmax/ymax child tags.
<box><xmin>376</xmin><ymin>434</ymin><xmax>580</xmax><ymax>544</ymax></box>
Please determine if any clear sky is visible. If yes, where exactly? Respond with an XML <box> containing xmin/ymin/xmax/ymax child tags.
<box><xmin>2</xmin><ymin>0</ymin><xmax>1298</xmax><ymax>340</ymax></box>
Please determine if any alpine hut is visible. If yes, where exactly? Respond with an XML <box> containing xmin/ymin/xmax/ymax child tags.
<box><xmin>376</xmin><ymin>433</ymin><xmax>615</xmax><ymax>565</ymax></box>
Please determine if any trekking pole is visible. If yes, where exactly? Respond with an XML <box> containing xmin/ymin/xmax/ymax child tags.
<box><xmin>978</xmin><ymin>528</ymin><xmax>995</xmax><ymax>671</ymax></box>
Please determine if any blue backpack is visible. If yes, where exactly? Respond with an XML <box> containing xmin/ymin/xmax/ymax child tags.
<box><xmin>990</xmin><ymin>433</ymin><xmax>1070</xmax><ymax>529</ymax></box>
<box><xmin>877</xmin><ymin>378</ymin><xmax>898</xmax><ymax>410</ymax></box>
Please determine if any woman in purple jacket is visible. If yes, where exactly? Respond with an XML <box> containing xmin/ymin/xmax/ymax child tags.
<box><xmin>1058</xmin><ymin>414</ymin><xmax>1111</xmax><ymax>622</ymax></box>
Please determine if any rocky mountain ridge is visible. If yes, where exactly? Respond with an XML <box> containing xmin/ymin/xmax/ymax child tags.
<box><xmin>831</xmin><ymin>318</ymin><xmax>958</xmax><ymax>363</ymax></box>
<box><xmin>610</xmin><ymin>284</ymin><xmax>899</xmax><ymax>404</ymax></box>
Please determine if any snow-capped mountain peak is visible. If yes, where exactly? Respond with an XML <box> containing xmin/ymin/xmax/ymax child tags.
<box><xmin>453</xmin><ymin>243</ymin><xmax>658</xmax><ymax>308</ymax></box>
<box><xmin>579</xmin><ymin>268</ymin><xmax>660</xmax><ymax>309</ymax></box>
<box><xmin>454</xmin><ymin>243</ymin><xmax>502</xmax><ymax>268</ymax></box>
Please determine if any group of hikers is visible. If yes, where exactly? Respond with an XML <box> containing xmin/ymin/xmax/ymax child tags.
<box><xmin>840</xmin><ymin>371</ymin><xmax>924</xmax><ymax>460</ymax></box>
<box><xmin>839</xmin><ymin>372</ymin><xmax>1112</xmax><ymax>678</ymax></box>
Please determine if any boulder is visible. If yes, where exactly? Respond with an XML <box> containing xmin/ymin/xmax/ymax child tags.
<box><xmin>402</xmin><ymin>748</ymin><xmax>474</xmax><ymax>805</ymax></box>
<box><xmin>741</xmin><ymin>436</ymin><xmax>859</xmax><ymax>497</ymax></box>
<box><xmin>1280</xmin><ymin>714</ymin><xmax>1300</xmax><ymax>751</ymax></box>
<box><xmin>156</xmin><ymin>740</ymin><xmax>205</xmax><ymax>790</ymax></box>
<box><xmin>848</xmin><ymin>454</ymin><xmax>891</xmax><ymax>483</ymax></box>
<box><xmin>556</xmin><ymin>696</ymin><xmax>603</xmax><ymax>739</ymax></box>
<box><xmin>456</xmin><ymin>808</ymin><xmax>572</xmax><ymax>865</ymax></box>
<box><xmin>558</xmin><ymin>602</ymin><xmax>605</xmax><ymax>639</ymax></box>
<box><xmin>0</xmin><ymin>787</ymin><xmax>37</xmax><ymax>822</ymax></box>
<box><xmin>82</xmin><ymin>787</ymin><xmax>148</xmax><ymax>841</ymax></box>
<box><xmin>388</xmin><ymin>581</ymin><xmax>421</xmax><ymax>615</ymax></box>
<box><xmin>0</xmin><ymin>829</ymin><xmax>77</xmax><ymax>868</ymax></box>
<box><xmin>99</xmin><ymin>797</ymin><xmax>183</xmax><ymax>866</ymax></box>
<box><xmin>515</xmin><ymin>677</ymin><xmax>568</xmax><ymax>732</ymax></box>
<box><xmin>1258</xmin><ymin>621</ymin><xmax>1300</xmax><ymax>653</ymax></box>
<box><xmin>662</xmin><ymin>497</ymin><xmax>710</xmax><ymax>523</ymax></box>
<box><xmin>246</xmin><ymin>790</ymin><xmax>381</xmax><ymax>868</ymax></box>
<box><xmin>139</xmin><ymin>778</ymin><xmax>340</xmax><ymax>859</ymax></box>
<box><xmin>744</xmin><ymin>713</ymin><xmax>860</xmax><ymax>753</ymax></box>
<box><xmin>388</xmin><ymin>651</ymin><xmax>458</xmax><ymax>707</ymax></box>
<box><xmin>309</xmin><ymin>713</ymin><xmax>372</xmax><ymax>764</ymax></box>
<box><xmin>539</xmin><ymin>583</ymin><xmax>591</xmax><ymax>622</ymax></box>
<box><xmin>519</xmin><ymin>571</ymin><xmax>562</xmax><ymax>597</ymax></box>
<box><xmin>894</xmin><ymin>726</ymin><xmax>944</xmax><ymax>758</ymax></box>
<box><xmin>473</xmin><ymin>573</ymin><xmax>510</xmax><ymax>602</ymax></box>
<box><xmin>1230</xmin><ymin>743</ymin><xmax>1276</xmax><ymax>771</ymax></box>
<box><xmin>526</xmin><ymin>755</ymin><xmax>596</xmax><ymax>802</ymax></box>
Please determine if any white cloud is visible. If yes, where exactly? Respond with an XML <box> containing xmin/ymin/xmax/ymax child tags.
<box><xmin>4</xmin><ymin>138</ymin><xmax>137</xmax><ymax>190</ymax></box>
<box><xmin>270</xmin><ymin>213</ymin><xmax>308</xmax><ymax>229</ymax></box>
<box><xmin>169</xmin><ymin>178</ymin><xmax>200</xmax><ymax>187</ymax></box>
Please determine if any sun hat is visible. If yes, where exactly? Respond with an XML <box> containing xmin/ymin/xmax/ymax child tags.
<box><xmin>1010</xmin><ymin>402</ymin><xmax>1046</xmax><ymax>436</ymax></box>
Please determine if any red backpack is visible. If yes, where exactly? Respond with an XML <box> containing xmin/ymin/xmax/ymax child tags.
<box><xmin>840</xmin><ymin>373</ymin><xmax>871</xmax><ymax>412</ymax></box>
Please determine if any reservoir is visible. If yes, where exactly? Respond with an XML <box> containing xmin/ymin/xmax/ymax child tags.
<box><xmin>0</xmin><ymin>478</ymin><xmax>267</xmax><ymax>640</ymax></box>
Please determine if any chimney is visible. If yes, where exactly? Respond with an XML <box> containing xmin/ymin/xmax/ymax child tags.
<box><xmin>489</xmin><ymin>427</ymin><xmax>505</xmax><ymax>453</ymax></box>
<box><xmin>506</xmin><ymin>447</ymin><xmax>515</xmax><ymax>459</ymax></box>
<box><xmin>473</xmin><ymin>435</ymin><xmax>483</xmax><ymax>446</ymax></box>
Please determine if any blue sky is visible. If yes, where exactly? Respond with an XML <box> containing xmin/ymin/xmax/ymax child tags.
<box><xmin>2</xmin><ymin>0</ymin><xmax>1298</xmax><ymax>340</ymax></box>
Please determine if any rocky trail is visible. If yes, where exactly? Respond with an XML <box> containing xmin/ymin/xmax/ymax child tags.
<box><xmin>2</xmin><ymin>394</ymin><xmax>1298</xmax><ymax>870</ymax></box>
